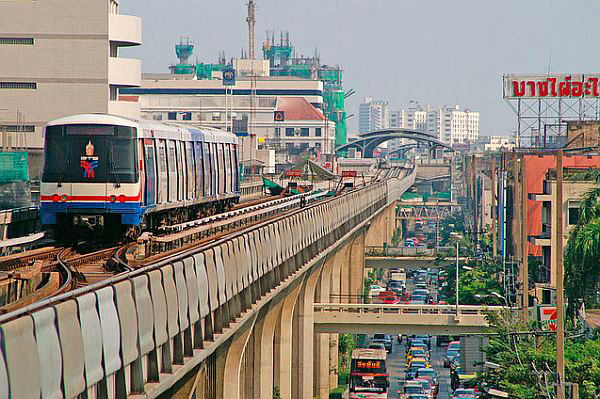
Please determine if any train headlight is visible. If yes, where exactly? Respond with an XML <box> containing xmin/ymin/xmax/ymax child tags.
<box><xmin>52</xmin><ymin>194</ymin><xmax>60</xmax><ymax>203</ymax></box>
<box><xmin>118</xmin><ymin>195</ymin><xmax>126</xmax><ymax>203</ymax></box>
<box><xmin>110</xmin><ymin>195</ymin><xmax>117</xmax><ymax>203</ymax></box>
<box><xmin>61</xmin><ymin>195</ymin><xmax>68</xmax><ymax>202</ymax></box>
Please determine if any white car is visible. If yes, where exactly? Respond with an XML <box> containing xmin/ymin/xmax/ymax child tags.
<box><xmin>368</xmin><ymin>284</ymin><xmax>386</xmax><ymax>297</ymax></box>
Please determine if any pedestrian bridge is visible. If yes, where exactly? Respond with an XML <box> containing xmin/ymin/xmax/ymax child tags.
<box><xmin>364</xmin><ymin>255</ymin><xmax>469</xmax><ymax>269</ymax></box>
<box><xmin>313</xmin><ymin>303</ymin><xmax>508</xmax><ymax>335</ymax></box>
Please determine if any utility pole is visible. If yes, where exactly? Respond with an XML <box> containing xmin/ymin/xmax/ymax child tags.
<box><xmin>491</xmin><ymin>156</ymin><xmax>497</xmax><ymax>258</ymax></box>
<box><xmin>513</xmin><ymin>155</ymin><xmax>522</xmax><ymax>309</ymax></box>
<box><xmin>555</xmin><ymin>150</ymin><xmax>565</xmax><ymax>399</ymax></box>
<box><xmin>521</xmin><ymin>155</ymin><xmax>529</xmax><ymax>321</ymax></box>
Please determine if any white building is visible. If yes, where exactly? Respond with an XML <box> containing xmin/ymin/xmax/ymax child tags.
<box><xmin>484</xmin><ymin>136</ymin><xmax>515</xmax><ymax>152</ymax></box>
<box><xmin>126</xmin><ymin>74</ymin><xmax>335</xmax><ymax>168</ymax></box>
<box><xmin>359</xmin><ymin>97</ymin><xmax>389</xmax><ymax>134</ymax></box>
<box><xmin>438</xmin><ymin>105</ymin><xmax>479</xmax><ymax>146</ymax></box>
<box><xmin>0</xmin><ymin>0</ymin><xmax>142</xmax><ymax>164</ymax></box>
<box><xmin>388</xmin><ymin>104</ymin><xmax>438</xmax><ymax>152</ymax></box>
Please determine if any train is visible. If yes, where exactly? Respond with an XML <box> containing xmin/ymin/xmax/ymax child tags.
<box><xmin>40</xmin><ymin>114</ymin><xmax>240</xmax><ymax>239</ymax></box>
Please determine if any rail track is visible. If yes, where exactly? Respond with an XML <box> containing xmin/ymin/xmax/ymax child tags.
<box><xmin>0</xmin><ymin>190</ymin><xmax>328</xmax><ymax>310</ymax></box>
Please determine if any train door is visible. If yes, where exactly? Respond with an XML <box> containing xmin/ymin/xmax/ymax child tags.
<box><xmin>211</xmin><ymin>143</ymin><xmax>218</xmax><ymax>196</ymax></box>
<box><xmin>157</xmin><ymin>139</ymin><xmax>168</xmax><ymax>203</ymax></box>
<box><xmin>175</xmin><ymin>141</ymin><xmax>185</xmax><ymax>202</ymax></box>
<box><xmin>193</xmin><ymin>142</ymin><xmax>204</xmax><ymax>197</ymax></box>
<box><xmin>223</xmin><ymin>144</ymin><xmax>231</xmax><ymax>194</ymax></box>
<box><xmin>231</xmin><ymin>144</ymin><xmax>239</xmax><ymax>192</ymax></box>
<box><xmin>143</xmin><ymin>139</ymin><xmax>157</xmax><ymax>207</ymax></box>
<box><xmin>185</xmin><ymin>141</ymin><xmax>195</xmax><ymax>200</ymax></box>
<box><xmin>166</xmin><ymin>140</ymin><xmax>177</xmax><ymax>202</ymax></box>
<box><xmin>217</xmin><ymin>143</ymin><xmax>224</xmax><ymax>195</ymax></box>
<box><xmin>203</xmin><ymin>142</ymin><xmax>212</xmax><ymax>197</ymax></box>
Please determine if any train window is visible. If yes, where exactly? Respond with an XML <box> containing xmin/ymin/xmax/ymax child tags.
<box><xmin>108</xmin><ymin>138</ymin><xmax>138</xmax><ymax>183</ymax></box>
<box><xmin>217</xmin><ymin>143</ymin><xmax>224</xmax><ymax>192</ymax></box>
<box><xmin>231</xmin><ymin>144</ymin><xmax>238</xmax><ymax>189</ymax></box>
<box><xmin>42</xmin><ymin>125</ymin><xmax>68</xmax><ymax>182</ymax></box>
<box><xmin>168</xmin><ymin>143</ymin><xmax>176</xmax><ymax>173</ymax></box>
<box><xmin>158</xmin><ymin>141</ymin><xmax>167</xmax><ymax>172</ymax></box>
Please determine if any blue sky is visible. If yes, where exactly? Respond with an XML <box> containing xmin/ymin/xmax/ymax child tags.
<box><xmin>121</xmin><ymin>0</ymin><xmax>600</xmax><ymax>136</ymax></box>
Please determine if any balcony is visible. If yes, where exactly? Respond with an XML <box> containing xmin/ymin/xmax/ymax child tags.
<box><xmin>109</xmin><ymin>57</ymin><xmax>141</xmax><ymax>87</ymax></box>
<box><xmin>109</xmin><ymin>14</ymin><xmax>142</xmax><ymax>46</ymax></box>
<box><xmin>108</xmin><ymin>100</ymin><xmax>140</xmax><ymax>120</ymax></box>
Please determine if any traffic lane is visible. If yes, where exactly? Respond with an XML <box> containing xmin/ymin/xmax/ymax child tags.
<box><xmin>386</xmin><ymin>338</ymin><xmax>451</xmax><ymax>399</ymax></box>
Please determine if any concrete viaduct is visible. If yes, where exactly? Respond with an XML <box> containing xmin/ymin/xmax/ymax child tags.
<box><xmin>0</xmin><ymin>169</ymin><xmax>415</xmax><ymax>399</ymax></box>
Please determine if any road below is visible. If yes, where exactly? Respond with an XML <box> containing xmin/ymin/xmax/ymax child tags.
<box><xmin>387</xmin><ymin>338</ymin><xmax>452</xmax><ymax>398</ymax></box>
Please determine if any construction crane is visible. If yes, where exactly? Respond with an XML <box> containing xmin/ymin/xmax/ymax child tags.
<box><xmin>246</xmin><ymin>0</ymin><xmax>256</xmax><ymax>60</ymax></box>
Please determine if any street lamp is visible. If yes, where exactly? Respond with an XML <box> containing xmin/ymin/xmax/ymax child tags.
<box><xmin>450</xmin><ymin>232</ymin><xmax>462</xmax><ymax>316</ymax></box>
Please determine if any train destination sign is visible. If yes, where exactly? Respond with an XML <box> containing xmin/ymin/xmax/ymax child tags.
<box><xmin>503</xmin><ymin>74</ymin><xmax>600</xmax><ymax>99</ymax></box>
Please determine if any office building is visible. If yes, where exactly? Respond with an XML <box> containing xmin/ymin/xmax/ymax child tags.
<box><xmin>438</xmin><ymin>105</ymin><xmax>479</xmax><ymax>145</ymax></box>
<box><xmin>0</xmin><ymin>0</ymin><xmax>142</xmax><ymax>173</ymax></box>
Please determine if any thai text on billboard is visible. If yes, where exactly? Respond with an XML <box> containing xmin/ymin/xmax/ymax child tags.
<box><xmin>503</xmin><ymin>74</ymin><xmax>600</xmax><ymax>99</ymax></box>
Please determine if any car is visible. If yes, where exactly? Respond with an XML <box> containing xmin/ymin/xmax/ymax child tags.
<box><xmin>368</xmin><ymin>284</ymin><xmax>386</xmax><ymax>297</ymax></box>
<box><xmin>407</xmin><ymin>358</ymin><xmax>430</xmax><ymax>377</ymax></box>
<box><xmin>415</xmin><ymin>368</ymin><xmax>439</xmax><ymax>395</ymax></box>
<box><xmin>402</xmin><ymin>382</ymin><xmax>425</xmax><ymax>398</ymax></box>
<box><xmin>414</xmin><ymin>283</ymin><xmax>429</xmax><ymax>291</ymax></box>
<box><xmin>410</xmin><ymin>294</ymin><xmax>428</xmax><ymax>302</ymax></box>
<box><xmin>371</xmin><ymin>333</ymin><xmax>393</xmax><ymax>353</ymax></box>
<box><xmin>409</xmin><ymin>299</ymin><xmax>426</xmax><ymax>305</ymax></box>
<box><xmin>406</xmin><ymin>348</ymin><xmax>429</xmax><ymax>366</ymax></box>
<box><xmin>445</xmin><ymin>348</ymin><xmax>459</xmax><ymax>368</ymax></box>
<box><xmin>452</xmin><ymin>388</ymin><xmax>476</xmax><ymax>398</ymax></box>
<box><xmin>437</xmin><ymin>335</ymin><xmax>451</xmax><ymax>347</ymax></box>
<box><xmin>415</xmin><ymin>378</ymin><xmax>434</xmax><ymax>399</ymax></box>
<box><xmin>412</xmin><ymin>289</ymin><xmax>429</xmax><ymax>297</ymax></box>
<box><xmin>413</xmin><ymin>335</ymin><xmax>431</xmax><ymax>349</ymax></box>
<box><xmin>383</xmin><ymin>295</ymin><xmax>402</xmax><ymax>304</ymax></box>
<box><xmin>407</xmin><ymin>395</ymin><xmax>429</xmax><ymax>399</ymax></box>
<box><xmin>368</xmin><ymin>342</ymin><xmax>386</xmax><ymax>351</ymax></box>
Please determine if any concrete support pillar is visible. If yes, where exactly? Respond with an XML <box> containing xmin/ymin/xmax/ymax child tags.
<box><xmin>337</xmin><ymin>243</ymin><xmax>352</xmax><ymax>304</ymax></box>
<box><xmin>328</xmin><ymin>248</ymin><xmax>344</xmax><ymax>388</ymax></box>
<box><xmin>253</xmin><ymin>298</ymin><xmax>285</xmax><ymax>399</ymax></box>
<box><xmin>292</xmin><ymin>262</ymin><xmax>324</xmax><ymax>399</ymax></box>
<box><xmin>349</xmin><ymin>234</ymin><xmax>366</xmax><ymax>299</ymax></box>
<box><xmin>217</xmin><ymin>313</ymin><xmax>258</xmax><ymax>399</ymax></box>
<box><xmin>274</xmin><ymin>281</ymin><xmax>303</xmax><ymax>399</ymax></box>
<box><xmin>314</xmin><ymin>255</ymin><xmax>335</xmax><ymax>399</ymax></box>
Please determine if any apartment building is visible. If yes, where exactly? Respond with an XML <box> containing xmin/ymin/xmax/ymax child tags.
<box><xmin>438</xmin><ymin>106</ymin><xmax>479</xmax><ymax>145</ymax></box>
<box><xmin>359</xmin><ymin>97</ymin><xmax>389</xmax><ymax>134</ymax></box>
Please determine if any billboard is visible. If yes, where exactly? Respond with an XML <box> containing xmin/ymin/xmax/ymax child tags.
<box><xmin>503</xmin><ymin>74</ymin><xmax>600</xmax><ymax>99</ymax></box>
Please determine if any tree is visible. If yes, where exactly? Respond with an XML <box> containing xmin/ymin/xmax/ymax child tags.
<box><xmin>565</xmin><ymin>187</ymin><xmax>600</xmax><ymax>319</ymax></box>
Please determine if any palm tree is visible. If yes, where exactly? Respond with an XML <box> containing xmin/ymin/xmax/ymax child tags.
<box><xmin>565</xmin><ymin>187</ymin><xmax>600</xmax><ymax>319</ymax></box>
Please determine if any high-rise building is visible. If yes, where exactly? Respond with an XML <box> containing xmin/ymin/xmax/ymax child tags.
<box><xmin>0</xmin><ymin>0</ymin><xmax>142</xmax><ymax>173</ymax></box>
<box><xmin>438</xmin><ymin>105</ymin><xmax>479</xmax><ymax>145</ymax></box>
<box><xmin>359</xmin><ymin>97</ymin><xmax>389</xmax><ymax>133</ymax></box>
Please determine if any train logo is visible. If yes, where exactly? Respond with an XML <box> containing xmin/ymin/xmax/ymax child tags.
<box><xmin>80</xmin><ymin>140</ymin><xmax>99</xmax><ymax>179</ymax></box>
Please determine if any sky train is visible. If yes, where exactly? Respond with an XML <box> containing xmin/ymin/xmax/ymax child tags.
<box><xmin>40</xmin><ymin>114</ymin><xmax>240</xmax><ymax>239</ymax></box>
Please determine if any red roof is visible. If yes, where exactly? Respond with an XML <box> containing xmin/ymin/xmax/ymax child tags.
<box><xmin>276</xmin><ymin>97</ymin><xmax>327</xmax><ymax>121</ymax></box>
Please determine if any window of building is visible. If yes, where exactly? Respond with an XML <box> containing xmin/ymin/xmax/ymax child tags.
<box><xmin>275</xmin><ymin>127</ymin><xmax>281</xmax><ymax>136</ymax></box>
<box><xmin>300</xmin><ymin>128</ymin><xmax>309</xmax><ymax>137</ymax></box>
<box><xmin>315</xmin><ymin>128</ymin><xmax>322</xmax><ymax>137</ymax></box>
<box><xmin>212</xmin><ymin>112</ymin><xmax>221</xmax><ymax>121</ymax></box>
<box><xmin>0</xmin><ymin>38</ymin><xmax>34</xmax><ymax>45</ymax></box>
<box><xmin>285</xmin><ymin>128</ymin><xmax>294</xmax><ymax>137</ymax></box>
<box><xmin>568</xmin><ymin>207</ymin><xmax>580</xmax><ymax>225</ymax></box>
<box><xmin>182</xmin><ymin>112</ymin><xmax>192</xmax><ymax>121</ymax></box>
<box><xmin>0</xmin><ymin>82</ymin><xmax>36</xmax><ymax>90</ymax></box>
<box><xmin>168</xmin><ymin>112</ymin><xmax>177</xmax><ymax>121</ymax></box>
<box><xmin>153</xmin><ymin>114</ymin><xmax>163</xmax><ymax>121</ymax></box>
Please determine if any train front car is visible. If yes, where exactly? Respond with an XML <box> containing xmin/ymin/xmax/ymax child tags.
<box><xmin>40</xmin><ymin>114</ymin><xmax>142</xmax><ymax>240</ymax></box>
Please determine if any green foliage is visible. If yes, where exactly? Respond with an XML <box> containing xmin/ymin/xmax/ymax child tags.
<box><xmin>273</xmin><ymin>386</ymin><xmax>281</xmax><ymax>399</ymax></box>
<box><xmin>338</xmin><ymin>334</ymin><xmax>356</xmax><ymax>385</ymax></box>
<box><xmin>480</xmin><ymin>312</ymin><xmax>600</xmax><ymax>398</ymax></box>
<box><xmin>440</xmin><ymin>257</ymin><xmax>504</xmax><ymax>305</ymax></box>
<box><xmin>565</xmin><ymin>186</ymin><xmax>600</xmax><ymax>319</ymax></box>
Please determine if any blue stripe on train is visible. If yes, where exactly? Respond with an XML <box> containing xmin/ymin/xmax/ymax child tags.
<box><xmin>40</xmin><ymin>201</ymin><xmax>144</xmax><ymax>226</ymax></box>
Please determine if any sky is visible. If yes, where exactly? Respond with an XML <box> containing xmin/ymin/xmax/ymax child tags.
<box><xmin>120</xmin><ymin>0</ymin><xmax>600</xmax><ymax>137</ymax></box>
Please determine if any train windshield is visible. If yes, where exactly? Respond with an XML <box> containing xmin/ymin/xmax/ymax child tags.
<box><xmin>43</xmin><ymin>124</ymin><xmax>138</xmax><ymax>184</ymax></box>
